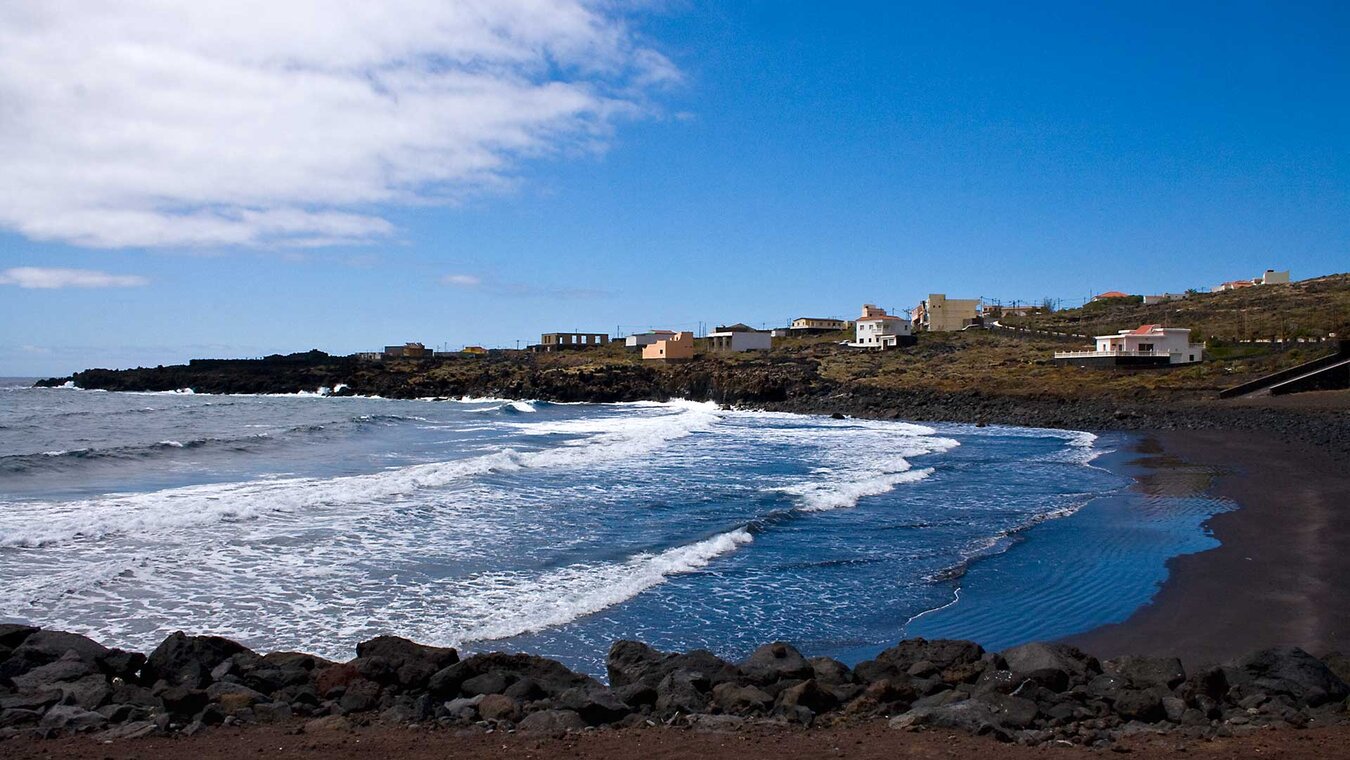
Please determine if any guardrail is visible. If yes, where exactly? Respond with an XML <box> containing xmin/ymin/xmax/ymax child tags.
<box><xmin>1053</xmin><ymin>350</ymin><xmax>1169</xmax><ymax>359</ymax></box>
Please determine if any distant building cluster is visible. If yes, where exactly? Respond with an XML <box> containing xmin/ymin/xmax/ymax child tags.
<box><xmin>353</xmin><ymin>268</ymin><xmax>1293</xmax><ymax>368</ymax></box>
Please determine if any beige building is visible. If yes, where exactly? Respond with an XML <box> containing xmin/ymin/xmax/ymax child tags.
<box><xmin>790</xmin><ymin>317</ymin><xmax>849</xmax><ymax>333</ymax></box>
<box><xmin>913</xmin><ymin>294</ymin><xmax>981</xmax><ymax>332</ymax></box>
<box><xmin>535</xmin><ymin>332</ymin><xmax>609</xmax><ymax>352</ymax></box>
<box><xmin>642</xmin><ymin>331</ymin><xmax>695</xmax><ymax>361</ymax></box>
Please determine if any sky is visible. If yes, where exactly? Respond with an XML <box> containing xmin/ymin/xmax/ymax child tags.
<box><xmin>1</xmin><ymin>0</ymin><xmax>1347</xmax><ymax>376</ymax></box>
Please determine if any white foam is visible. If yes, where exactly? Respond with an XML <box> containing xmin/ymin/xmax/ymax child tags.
<box><xmin>774</xmin><ymin>467</ymin><xmax>936</xmax><ymax>512</ymax></box>
<box><xmin>419</xmin><ymin>528</ymin><xmax>753</xmax><ymax>646</ymax></box>
<box><xmin>0</xmin><ymin>401</ymin><xmax>725</xmax><ymax>548</ymax></box>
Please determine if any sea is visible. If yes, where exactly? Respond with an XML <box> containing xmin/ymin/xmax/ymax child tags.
<box><xmin>0</xmin><ymin>378</ymin><xmax>1235</xmax><ymax>675</ymax></box>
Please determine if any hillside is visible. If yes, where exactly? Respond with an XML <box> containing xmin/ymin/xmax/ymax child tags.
<box><xmin>1000</xmin><ymin>273</ymin><xmax>1350</xmax><ymax>342</ymax></box>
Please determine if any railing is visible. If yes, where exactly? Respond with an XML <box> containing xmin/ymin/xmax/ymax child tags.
<box><xmin>1053</xmin><ymin>350</ymin><xmax>1164</xmax><ymax>359</ymax></box>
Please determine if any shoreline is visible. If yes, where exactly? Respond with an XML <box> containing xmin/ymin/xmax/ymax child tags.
<box><xmin>1067</xmin><ymin>427</ymin><xmax>1350</xmax><ymax>666</ymax></box>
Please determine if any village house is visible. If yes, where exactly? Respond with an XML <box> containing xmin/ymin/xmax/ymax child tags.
<box><xmin>789</xmin><ymin>317</ymin><xmax>850</xmax><ymax>333</ymax></box>
<box><xmin>913</xmin><ymin>294</ymin><xmax>981</xmax><ymax>332</ymax></box>
<box><xmin>642</xmin><ymin>331</ymin><xmax>695</xmax><ymax>361</ymax></box>
<box><xmin>1054</xmin><ymin>324</ymin><xmax>1204</xmax><ymax>367</ymax></box>
<box><xmin>1142</xmin><ymin>293</ymin><xmax>1189</xmax><ymax>305</ymax></box>
<box><xmin>625</xmin><ymin>330</ymin><xmax>678</xmax><ymax>349</ymax></box>
<box><xmin>1091</xmin><ymin>291</ymin><xmax>1133</xmax><ymax>302</ymax></box>
<box><xmin>383</xmin><ymin>342</ymin><xmax>431</xmax><ymax>359</ymax></box>
<box><xmin>987</xmin><ymin>304</ymin><xmax>1042</xmax><ymax>319</ymax></box>
<box><xmin>848</xmin><ymin>304</ymin><xmax>915</xmax><ymax>349</ymax></box>
<box><xmin>532</xmin><ymin>332</ymin><xmax>610</xmax><ymax>352</ymax></box>
<box><xmin>706</xmin><ymin>323</ymin><xmax>772</xmax><ymax>352</ymax></box>
<box><xmin>1213</xmin><ymin>269</ymin><xmax>1291</xmax><ymax>292</ymax></box>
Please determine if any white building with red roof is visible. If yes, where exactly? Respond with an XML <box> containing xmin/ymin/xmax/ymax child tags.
<box><xmin>848</xmin><ymin>304</ymin><xmax>915</xmax><ymax>349</ymax></box>
<box><xmin>1055</xmin><ymin>324</ymin><xmax>1204</xmax><ymax>367</ymax></box>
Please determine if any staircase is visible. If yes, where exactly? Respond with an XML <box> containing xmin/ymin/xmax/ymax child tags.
<box><xmin>1219</xmin><ymin>340</ymin><xmax>1350</xmax><ymax>399</ymax></box>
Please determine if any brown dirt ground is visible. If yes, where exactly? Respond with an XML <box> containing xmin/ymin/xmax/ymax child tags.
<box><xmin>5</xmin><ymin>720</ymin><xmax>1350</xmax><ymax>760</ymax></box>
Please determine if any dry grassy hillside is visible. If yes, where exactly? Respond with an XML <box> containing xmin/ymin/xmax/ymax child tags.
<box><xmin>1000</xmin><ymin>273</ymin><xmax>1350</xmax><ymax>342</ymax></box>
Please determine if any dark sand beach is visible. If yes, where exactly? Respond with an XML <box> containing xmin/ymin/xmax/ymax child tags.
<box><xmin>1069</xmin><ymin>408</ymin><xmax>1350</xmax><ymax>665</ymax></box>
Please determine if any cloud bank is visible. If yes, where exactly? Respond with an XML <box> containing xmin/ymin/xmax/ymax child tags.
<box><xmin>0</xmin><ymin>2</ymin><xmax>676</xmax><ymax>249</ymax></box>
<box><xmin>0</xmin><ymin>267</ymin><xmax>149</xmax><ymax>289</ymax></box>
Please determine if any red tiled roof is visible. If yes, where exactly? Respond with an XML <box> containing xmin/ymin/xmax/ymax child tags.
<box><xmin>857</xmin><ymin>314</ymin><xmax>904</xmax><ymax>321</ymax></box>
<box><xmin>1129</xmin><ymin>324</ymin><xmax>1162</xmax><ymax>335</ymax></box>
<box><xmin>1096</xmin><ymin>291</ymin><xmax>1130</xmax><ymax>298</ymax></box>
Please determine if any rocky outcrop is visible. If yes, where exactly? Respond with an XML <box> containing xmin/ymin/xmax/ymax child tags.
<box><xmin>2</xmin><ymin>628</ymin><xmax>1347</xmax><ymax>746</ymax></box>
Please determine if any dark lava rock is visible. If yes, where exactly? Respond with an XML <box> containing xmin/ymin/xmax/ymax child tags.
<box><xmin>9</xmin><ymin>630</ymin><xmax>110</xmax><ymax>673</ymax></box>
<box><xmin>554</xmin><ymin>685</ymin><xmax>630</xmax><ymax>725</ymax></box>
<box><xmin>353</xmin><ymin>635</ymin><xmax>458</xmax><ymax>691</ymax></box>
<box><xmin>890</xmin><ymin>699</ymin><xmax>1012</xmax><ymax>741</ymax></box>
<box><xmin>712</xmin><ymin>683</ymin><xmax>774</xmax><ymax>714</ymax></box>
<box><xmin>740</xmin><ymin>642</ymin><xmax>814</xmax><ymax>685</ymax></box>
<box><xmin>517</xmin><ymin>709</ymin><xmax>587</xmax><ymax>735</ymax></box>
<box><xmin>39</xmin><ymin>704</ymin><xmax>107</xmax><ymax>733</ymax></box>
<box><xmin>1001</xmin><ymin>642</ymin><xmax>1099</xmax><ymax>686</ymax></box>
<box><xmin>0</xmin><ymin>624</ymin><xmax>39</xmax><ymax>651</ymax></box>
<box><xmin>655</xmin><ymin>670</ymin><xmax>710</xmax><ymax>715</ymax></box>
<box><xmin>1224</xmin><ymin>647</ymin><xmax>1349</xmax><ymax>706</ymax></box>
<box><xmin>807</xmin><ymin>657</ymin><xmax>853</xmax><ymax>686</ymax></box>
<box><xmin>855</xmin><ymin>638</ymin><xmax>985</xmax><ymax>684</ymax></box>
<box><xmin>429</xmin><ymin>652</ymin><xmax>596</xmax><ymax>700</ymax></box>
<box><xmin>159</xmin><ymin>685</ymin><xmax>210</xmax><ymax>719</ymax></box>
<box><xmin>143</xmin><ymin>632</ymin><xmax>253</xmax><ymax>688</ymax></box>
<box><xmin>1106</xmin><ymin>656</ymin><xmax>1187</xmax><ymax>690</ymax></box>
<box><xmin>1113</xmin><ymin>689</ymin><xmax>1166</xmax><ymax>722</ymax></box>
<box><xmin>776</xmin><ymin>679</ymin><xmax>837</xmax><ymax>714</ymax></box>
<box><xmin>608</xmin><ymin>640</ymin><xmax>740</xmax><ymax>691</ymax></box>
<box><xmin>974</xmin><ymin>692</ymin><xmax>1040</xmax><ymax>729</ymax></box>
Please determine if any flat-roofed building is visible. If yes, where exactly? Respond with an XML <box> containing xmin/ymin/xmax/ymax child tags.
<box><xmin>913</xmin><ymin>294</ymin><xmax>981</xmax><ymax>332</ymax></box>
<box><xmin>642</xmin><ymin>331</ymin><xmax>695</xmax><ymax>361</ymax></box>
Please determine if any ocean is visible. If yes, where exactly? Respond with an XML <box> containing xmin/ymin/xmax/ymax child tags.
<box><xmin>0</xmin><ymin>379</ymin><xmax>1233</xmax><ymax>675</ymax></box>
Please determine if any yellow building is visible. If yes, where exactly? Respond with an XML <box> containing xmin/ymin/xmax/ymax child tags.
<box><xmin>642</xmin><ymin>331</ymin><xmax>695</xmax><ymax>361</ymax></box>
<box><xmin>913</xmin><ymin>294</ymin><xmax>981</xmax><ymax>332</ymax></box>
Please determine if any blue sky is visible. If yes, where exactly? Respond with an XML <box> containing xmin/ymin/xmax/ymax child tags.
<box><xmin>1</xmin><ymin>1</ymin><xmax>1347</xmax><ymax>375</ymax></box>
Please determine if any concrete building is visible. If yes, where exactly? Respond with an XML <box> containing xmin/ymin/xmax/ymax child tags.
<box><xmin>534</xmin><ymin>332</ymin><xmax>610</xmax><ymax>352</ymax></box>
<box><xmin>1054</xmin><ymin>324</ymin><xmax>1204</xmax><ymax>367</ymax></box>
<box><xmin>706</xmin><ymin>323</ymin><xmax>772</xmax><ymax>352</ymax></box>
<box><xmin>383</xmin><ymin>342</ymin><xmax>431</xmax><ymax>358</ymax></box>
<box><xmin>625</xmin><ymin>330</ymin><xmax>678</xmax><ymax>349</ymax></box>
<box><xmin>1142</xmin><ymin>293</ymin><xmax>1188</xmax><ymax>305</ymax></box>
<box><xmin>849</xmin><ymin>304</ymin><xmax>915</xmax><ymax>349</ymax></box>
<box><xmin>1213</xmin><ymin>269</ymin><xmax>1291</xmax><ymax>292</ymax></box>
<box><xmin>790</xmin><ymin>317</ymin><xmax>849</xmax><ymax>333</ymax></box>
<box><xmin>462</xmin><ymin>346</ymin><xmax>488</xmax><ymax>355</ymax></box>
<box><xmin>913</xmin><ymin>294</ymin><xmax>982</xmax><ymax>332</ymax></box>
<box><xmin>642</xmin><ymin>331</ymin><xmax>695</xmax><ymax>361</ymax></box>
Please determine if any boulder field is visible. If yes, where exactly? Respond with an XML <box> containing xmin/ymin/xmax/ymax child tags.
<box><xmin>2</xmin><ymin>626</ymin><xmax>1348</xmax><ymax>747</ymax></box>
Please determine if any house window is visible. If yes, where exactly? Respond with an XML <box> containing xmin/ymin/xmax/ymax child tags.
<box><xmin>1138</xmin><ymin>343</ymin><xmax>1154</xmax><ymax>353</ymax></box>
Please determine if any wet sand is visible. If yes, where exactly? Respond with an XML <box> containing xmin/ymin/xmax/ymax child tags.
<box><xmin>1068</xmin><ymin>427</ymin><xmax>1350</xmax><ymax>665</ymax></box>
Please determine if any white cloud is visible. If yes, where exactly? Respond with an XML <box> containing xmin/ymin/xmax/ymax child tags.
<box><xmin>0</xmin><ymin>267</ymin><xmax>149</xmax><ymax>289</ymax></box>
<box><xmin>442</xmin><ymin>273</ymin><xmax>483</xmax><ymax>287</ymax></box>
<box><xmin>0</xmin><ymin>2</ymin><xmax>676</xmax><ymax>249</ymax></box>
<box><xmin>440</xmin><ymin>271</ymin><xmax>606</xmax><ymax>299</ymax></box>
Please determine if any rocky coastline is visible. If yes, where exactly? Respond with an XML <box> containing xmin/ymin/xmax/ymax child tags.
<box><xmin>35</xmin><ymin>351</ymin><xmax>1350</xmax><ymax>453</ymax></box>
<box><xmin>1</xmin><ymin>626</ymin><xmax>1348</xmax><ymax>748</ymax></box>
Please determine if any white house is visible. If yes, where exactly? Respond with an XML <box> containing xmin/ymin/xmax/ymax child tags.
<box><xmin>1055</xmin><ymin>324</ymin><xmax>1204</xmax><ymax>367</ymax></box>
<box><xmin>625</xmin><ymin>330</ymin><xmax>677</xmax><ymax>349</ymax></box>
<box><xmin>848</xmin><ymin>304</ymin><xmax>914</xmax><ymax>349</ymax></box>
<box><xmin>707</xmin><ymin>324</ymin><xmax>772</xmax><ymax>352</ymax></box>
